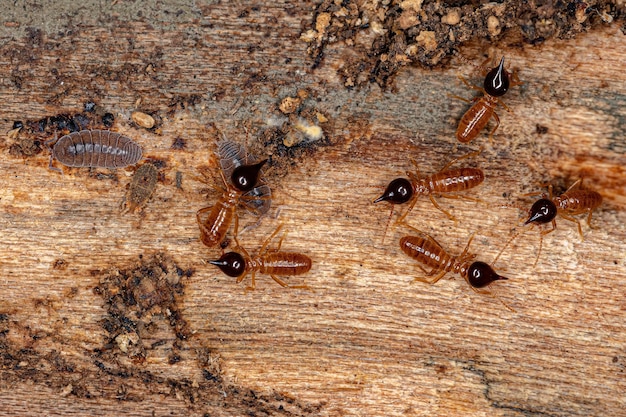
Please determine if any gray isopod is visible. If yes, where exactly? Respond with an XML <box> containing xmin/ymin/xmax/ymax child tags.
<box><xmin>46</xmin><ymin>129</ymin><xmax>143</xmax><ymax>172</ymax></box>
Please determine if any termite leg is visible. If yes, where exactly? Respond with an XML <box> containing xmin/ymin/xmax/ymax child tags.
<box><xmin>408</xmin><ymin>158</ymin><xmax>421</xmax><ymax>177</ymax></box>
<box><xmin>269</xmin><ymin>274</ymin><xmax>289</xmax><ymax>287</ymax></box>
<box><xmin>196</xmin><ymin>206</ymin><xmax>215</xmax><ymax>238</ymax></box>
<box><xmin>271</xmin><ymin>275</ymin><xmax>310</xmax><ymax>290</ymax></box>
<box><xmin>428</xmin><ymin>195</ymin><xmax>457</xmax><ymax>222</ymax></box>
<box><xmin>457</xmin><ymin>75</ymin><xmax>483</xmax><ymax>92</ymax></box>
<box><xmin>533</xmin><ymin>220</ymin><xmax>557</xmax><ymax>267</ymax></box>
<box><xmin>232</xmin><ymin>214</ymin><xmax>250</xmax><ymax>257</ymax></box>
<box><xmin>510</xmin><ymin>70</ymin><xmax>523</xmax><ymax>87</ymax></box>
<box><xmin>586</xmin><ymin>208</ymin><xmax>596</xmax><ymax>229</ymax></box>
<box><xmin>245</xmin><ymin>271</ymin><xmax>257</xmax><ymax>291</ymax></box>
<box><xmin>498</xmin><ymin>99</ymin><xmax>513</xmax><ymax>113</ymax></box>
<box><xmin>396</xmin><ymin>195</ymin><xmax>419</xmax><ymax>224</ymax></box>
<box><xmin>380</xmin><ymin>204</ymin><xmax>395</xmax><ymax>245</ymax></box>
<box><xmin>447</xmin><ymin>93</ymin><xmax>472</xmax><ymax>103</ymax></box>
<box><xmin>558</xmin><ymin>212</ymin><xmax>585</xmax><ymax>240</ymax></box>
<box><xmin>478</xmin><ymin>56</ymin><xmax>495</xmax><ymax>75</ymax></box>
<box><xmin>564</xmin><ymin>178</ymin><xmax>582</xmax><ymax>193</ymax></box>
<box><xmin>487</xmin><ymin>111</ymin><xmax>501</xmax><ymax>143</ymax></box>
<box><xmin>438</xmin><ymin>149</ymin><xmax>482</xmax><ymax>172</ymax></box>
<box><xmin>414</xmin><ymin>269</ymin><xmax>447</xmax><ymax>285</ymax></box>
<box><xmin>259</xmin><ymin>224</ymin><xmax>284</xmax><ymax>254</ymax></box>
<box><xmin>469</xmin><ymin>285</ymin><xmax>515</xmax><ymax>312</ymax></box>
<box><xmin>459</xmin><ymin>232</ymin><xmax>477</xmax><ymax>258</ymax></box>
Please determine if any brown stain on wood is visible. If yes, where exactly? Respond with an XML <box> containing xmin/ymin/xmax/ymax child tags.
<box><xmin>0</xmin><ymin>2</ymin><xmax>625</xmax><ymax>416</ymax></box>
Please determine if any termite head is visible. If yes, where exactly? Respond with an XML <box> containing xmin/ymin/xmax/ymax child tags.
<box><xmin>467</xmin><ymin>261</ymin><xmax>508</xmax><ymax>288</ymax></box>
<box><xmin>484</xmin><ymin>57</ymin><xmax>510</xmax><ymax>97</ymax></box>
<box><xmin>525</xmin><ymin>198</ymin><xmax>557</xmax><ymax>225</ymax></box>
<box><xmin>231</xmin><ymin>159</ymin><xmax>267</xmax><ymax>192</ymax></box>
<box><xmin>209</xmin><ymin>252</ymin><xmax>246</xmax><ymax>277</ymax></box>
<box><xmin>374</xmin><ymin>178</ymin><xmax>414</xmax><ymax>204</ymax></box>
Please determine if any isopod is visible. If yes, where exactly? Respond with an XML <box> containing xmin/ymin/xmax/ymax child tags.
<box><xmin>46</xmin><ymin>129</ymin><xmax>142</xmax><ymax>173</ymax></box>
<box><xmin>120</xmin><ymin>162</ymin><xmax>159</xmax><ymax>214</ymax></box>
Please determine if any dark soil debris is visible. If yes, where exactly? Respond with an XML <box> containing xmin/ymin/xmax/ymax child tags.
<box><xmin>304</xmin><ymin>0</ymin><xmax>624</xmax><ymax>88</ymax></box>
<box><xmin>94</xmin><ymin>253</ymin><xmax>193</xmax><ymax>361</ymax></box>
<box><xmin>5</xmin><ymin>104</ymin><xmax>122</xmax><ymax>161</ymax></box>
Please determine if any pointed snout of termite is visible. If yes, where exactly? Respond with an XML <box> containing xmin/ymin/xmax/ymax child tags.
<box><xmin>498</xmin><ymin>56</ymin><xmax>506</xmax><ymax>70</ymax></box>
<box><xmin>495</xmin><ymin>273</ymin><xmax>509</xmax><ymax>282</ymax></box>
<box><xmin>373</xmin><ymin>194</ymin><xmax>387</xmax><ymax>204</ymax></box>
<box><xmin>525</xmin><ymin>211</ymin><xmax>545</xmax><ymax>225</ymax></box>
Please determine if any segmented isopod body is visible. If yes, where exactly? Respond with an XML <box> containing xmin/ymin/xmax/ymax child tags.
<box><xmin>47</xmin><ymin>129</ymin><xmax>142</xmax><ymax>171</ymax></box>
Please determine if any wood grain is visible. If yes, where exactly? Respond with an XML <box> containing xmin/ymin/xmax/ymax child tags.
<box><xmin>0</xmin><ymin>2</ymin><xmax>625</xmax><ymax>416</ymax></box>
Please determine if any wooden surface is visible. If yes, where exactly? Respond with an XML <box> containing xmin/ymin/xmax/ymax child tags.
<box><xmin>1</xmin><ymin>2</ymin><xmax>625</xmax><ymax>416</ymax></box>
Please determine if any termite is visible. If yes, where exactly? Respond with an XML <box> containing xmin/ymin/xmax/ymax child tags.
<box><xmin>499</xmin><ymin>178</ymin><xmax>603</xmax><ymax>267</ymax></box>
<box><xmin>196</xmin><ymin>158</ymin><xmax>268</xmax><ymax>248</ymax></box>
<box><xmin>209</xmin><ymin>220</ymin><xmax>312</xmax><ymax>290</ymax></box>
<box><xmin>217</xmin><ymin>139</ymin><xmax>272</xmax><ymax>214</ymax></box>
<box><xmin>46</xmin><ymin>129</ymin><xmax>142</xmax><ymax>173</ymax></box>
<box><xmin>400</xmin><ymin>227</ymin><xmax>512</xmax><ymax>310</ymax></box>
<box><xmin>455</xmin><ymin>57</ymin><xmax>522</xmax><ymax>143</ymax></box>
<box><xmin>373</xmin><ymin>151</ymin><xmax>484</xmax><ymax>241</ymax></box>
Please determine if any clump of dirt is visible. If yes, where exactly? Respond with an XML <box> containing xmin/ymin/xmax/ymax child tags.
<box><xmin>303</xmin><ymin>0</ymin><xmax>623</xmax><ymax>88</ymax></box>
<box><xmin>6</xmin><ymin>101</ymin><xmax>115</xmax><ymax>159</ymax></box>
<box><xmin>94</xmin><ymin>253</ymin><xmax>194</xmax><ymax>363</ymax></box>
<box><xmin>258</xmin><ymin>91</ymin><xmax>334</xmax><ymax>177</ymax></box>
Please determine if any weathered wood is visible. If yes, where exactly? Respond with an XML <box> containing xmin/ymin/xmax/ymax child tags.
<box><xmin>0</xmin><ymin>2</ymin><xmax>624</xmax><ymax>416</ymax></box>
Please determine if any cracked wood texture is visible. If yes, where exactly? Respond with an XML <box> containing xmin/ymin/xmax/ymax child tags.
<box><xmin>1</xmin><ymin>2</ymin><xmax>625</xmax><ymax>417</ymax></box>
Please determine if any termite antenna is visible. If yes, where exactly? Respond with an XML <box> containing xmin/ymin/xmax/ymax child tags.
<box><xmin>492</xmin><ymin>227</ymin><xmax>523</xmax><ymax>266</ymax></box>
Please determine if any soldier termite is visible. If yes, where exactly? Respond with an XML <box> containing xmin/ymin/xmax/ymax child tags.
<box><xmin>373</xmin><ymin>151</ymin><xmax>484</xmax><ymax>241</ymax></box>
<box><xmin>455</xmin><ymin>57</ymin><xmax>522</xmax><ymax>143</ymax></box>
<box><xmin>400</xmin><ymin>227</ymin><xmax>512</xmax><ymax>310</ymax></box>
<box><xmin>196</xmin><ymin>140</ymin><xmax>271</xmax><ymax>248</ymax></box>
<box><xmin>498</xmin><ymin>178</ymin><xmax>603</xmax><ymax>267</ymax></box>
<box><xmin>46</xmin><ymin>129</ymin><xmax>142</xmax><ymax>173</ymax></box>
<box><xmin>120</xmin><ymin>162</ymin><xmax>158</xmax><ymax>214</ymax></box>
<box><xmin>209</xmin><ymin>219</ymin><xmax>311</xmax><ymax>290</ymax></box>
<box><xmin>216</xmin><ymin>139</ymin><xmax>271</xmax><ymax>215</ymax></box>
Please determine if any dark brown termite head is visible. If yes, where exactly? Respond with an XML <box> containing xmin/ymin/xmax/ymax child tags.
<box><xmin>466</xmin><ymin>261</ymin><xmax>508</xmax><ymax>288</ymax></box>
<box><xmin>525</xmin><ymin>198</ymin><xmax>557</xmax><ymax>225</ymax></box>
<box><xmin>374</xmin><ymin>178</ymin><xmax>414</xmax><ymax>204</ymax></box>
<box><xmin>484</xmin><ymin>57</ymin><xmax>510</xmax><ymax>97</ymax></box>
<box><xmin>209</xmin><ymin>252</ymin><xmax>246</xmax><ymax>277</ymax></box>
<box><xmin>231</xmin><ymin>159</ymin><xmax>267</xmax><ymax>192</ymax></box>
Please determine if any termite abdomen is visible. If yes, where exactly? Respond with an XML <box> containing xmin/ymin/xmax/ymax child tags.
<box><xmin>430</xmin><ymin>168</ymin><xmax>484</xmax><ymax>193</ymax></box>
<box><xmin>466</xmin><ymin>261</ymin><xmax>507</xmax><ymax>288</ymax></box>
<box><xmin>262</xmin><ymin>253</ymin><xmax>312</xmax><ymax>276</ymax></box>
<box><xmin>374</xmin><ymin>178</ymin><xmax>414</xmax><ymax>204</ymax></box>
